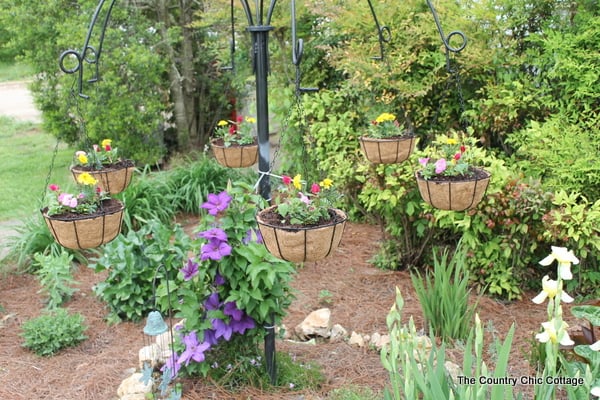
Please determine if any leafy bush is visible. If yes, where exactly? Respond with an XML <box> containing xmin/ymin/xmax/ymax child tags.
<box><xmin>90</xmin><ymin>219</ymin><xmax>191</xmax><ymax>323</ymax></box>
<box><xmin>21</xmin><ymin>308</ymin><xmax>87</xmax><ymax>356</ymax></box>
<box><xmin>33</xmin><ymin>251</ymin><xmax>78</xmax><ymax>309</ymax></box>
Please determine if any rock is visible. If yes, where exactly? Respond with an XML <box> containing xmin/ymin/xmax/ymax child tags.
<box><xmin>276</xmin><ymin>324</ymin><xmax>292</xmax><ymax>340</ymax></box>
<box><xmin>329</xmin><ymin>324</ymin><xmax>348</xmax><ymax>343</ymax></box>
<box><xmin>445</xmin><ymin>361</ymin><xmax>462</xmax><ymax>383</ymax></box>
<box><xmin>138</xmin><ymin>344</ymin><xmax>161</xmax><ymax>370</ymax></box>
<box><xmin>295</xmin><ymin>308</ymin><xmax>332</xmax><ymax>340</ymax></box>
<box><xmin>348</xmin><ymin>331</ymin><xmax>365</xmax><ymax>347</ymax></box>
<box><xmin>413</xmin><ymin>335</ymin><xmax>433</xmax><ymax>363</ymax></box>
<box><xmin>370</xmin><ymin>332</ymin><xmax>390</xmax><ymax>350</ymax></box>
<box><xmin>117</xmin><ymin>372</ymin><xmax>153</xmax><ymax>400</ymax></box>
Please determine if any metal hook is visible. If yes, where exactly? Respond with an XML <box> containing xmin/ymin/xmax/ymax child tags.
<box><xmin>220</xmin><ymin>0</ymin><xmax>236</xmax><ymax>72</ymax></box>
<box><xmin>366</xmin><ymin>0</ymin><xmax>391</xmax><ymax>61</ymax></box>
<box><xmin>58</xmin><ymin>0</ymin><xmax>117</xmax><ymax>98</ymax></box>
<box><xmin>291</xmin><ymin>0</ymin><xmax>318</xmax><ymax>95</ymax></box>
<box><xmin>426</xmin><ymin>0</ymin><xmax>467</xmax><ymax>55</ymax></box>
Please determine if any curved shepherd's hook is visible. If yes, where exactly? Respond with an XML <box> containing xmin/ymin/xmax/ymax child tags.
<box><xmin>366</xmin><ymin>0</ymin><xmax>391</xmax><ymax>61</ymax></box>
<box><xmin>58</xmin><ymin>0</ymin><xmax>118</xmax><ymax>98</ymax></box>
<box><xmin>425</xmin><ymin>0</ymin><xmax>467</xmax><ymax>70</ymax></box>
<box><xmin>291</xmin><ymin>0</ymin><xmax>318</xmax><ymax>95</ymax></box>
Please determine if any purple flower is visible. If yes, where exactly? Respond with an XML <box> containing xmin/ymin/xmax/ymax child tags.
<box><xmin>242</xmin><ymin>228</ymin><xmax>263</xmax><ymax>245</ymax></box>
<box><xmin>223</xmin><ymin>301</ymin><xmax>244</xmax><ymax>321</ymax></box>
<box><xmin>214</xmin><ymin>273</ymin><xmax>226</xmax><ymax>286</ymax></box>
<box><xmin>177</xmin><ymin>331</ymin><xmax>211</xmax><ymax>366</ymax></box>
<box><xmin>180</xmin><ymin>259</ymin><xmax>199</xmax><ymax>281</ymax></box>
<box><xmin>197</xmin><ymin>228</ymin><xmax>228</xmax><ymax>242</ymax></box>
<box><xmin>201</xmin><ymin>239</ymin><xmax>232</xmax><ymax>261</ymax></box>
<box><xmin>435</xmin><ymin>158</ymin><xmax>447</xmax><ymax>174</ymax></box>
<box><xmin>201</xmin><ymin>191</ymin><xmax>232</xmax><ymax>216</ymax></box>
<box><xmin>204</xmin><ymin>292</ymin><xmax>220</xmax><ymax>311</ymax></box>
<box><xmin>230</xmin><ymin>314</ymin><xmax>255</xmax><ymax>335</ymax></box>
<box><xmin>161</xmin><ymin>353</ymin><xmax>181</xmax><ymax>378</ymax></box>
<box><xmin>212</xmin><ymin>318</ymin><xmax>233</xmax><ymax>341</ymax></box>
<box><xmin>202</xmin><ymin>328</ymin><xmax>219</xmax><ymax>346</ymax></box>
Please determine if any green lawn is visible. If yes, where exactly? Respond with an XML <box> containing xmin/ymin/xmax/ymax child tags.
<box><xmin>0</xmin><ymin>116</ymin><xmax>73</xmax><ymax>221</ymax></box>
<box><xmin>0</xmin><ymin>62</ymin><xmax>33</xmax><ymax>82</ymax></box>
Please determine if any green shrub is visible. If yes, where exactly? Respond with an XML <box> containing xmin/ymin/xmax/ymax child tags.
<box><xmin>33</xmin><ymin>251</ymin><xmax>78</xmax><ymax>309</ymax></box>
<box><xmin>21</xmin><ymin>308</ymin><xmax>87</xmax><ymax>356</ymax></box>
<box><xmin>90</xmin><ymin>219</ymin><xmax>191</xmax><ymax>323</ymax></box>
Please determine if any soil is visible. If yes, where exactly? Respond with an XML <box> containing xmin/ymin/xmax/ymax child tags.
<box><xmin>0</xmin><ymin>220</ymin><xmax>588</xmax><ymax>400</ymax></box>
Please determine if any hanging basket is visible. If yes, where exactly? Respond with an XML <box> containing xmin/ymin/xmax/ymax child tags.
<box><xmin>71</xmin><ymin>160</ymin><xmax>135</xmax><ymax>194</ymax></box>
<box><xmin>359</xmin><ymin>135</ymin><xmax>416</xmax><ymax>164</ymax></box>
<box><xmin>42</xmin><ymin>198</ymin><xmax>125</xmax><ymax>250</ymax></box>
<box><xmin>210</xmin><ymin>139</ymin><xmax>258</xmax><ymax>168</ymax></box>
<box><xmin>415</xmin><ymin>168</ymin><xmax>491</xmax><ymax>211</ymax></box>
<box><xmin>256</xmin><ymin>205</ymin><xmax>347</xmax><ymax>263</ymax></box>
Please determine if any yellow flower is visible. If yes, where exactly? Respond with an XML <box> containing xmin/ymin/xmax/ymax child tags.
<box><xmin>320</xmin><ymin>178</ymin><xmax>333</xmax><ymax>189</ymax></box>
<box><xmin>446</xmin><ymin>138</ymin><xmax>458</xmax><ymax>145</ymax></box>
<box><xmin>217</xmin><ymin>120</ymin><xmax>228</xmax><ymax>127</ymax></box>
<box><xmin>77</xmin><ymin>172</ymin><xmax>98</xmax><ymax>186</ymax></box>
<box><xmin>245</xmin><ymin>117</ymin><xmax>256</xmax><ymax>124</ymax></box>
<box><xmin>77</xmin><ymin>153</ymin><xmax>88</xmax><ymax>164</ymax></box>
<box><xmin>375</xmin><ymin>112</ymin><xmax>396</xmax><ymax>123</ymax></box>
<box><xmin>101</xmin><ymin>139</ymin><xmax>112</xmax><ymax>148</ymax></box>
<box><xmin>532</xmin><ymin>275</ymin><xmax>574</xmax><ymax>304</ymax></box>
<box><xmin>292</xmin><ymin>174</ymin><xmax>302</xmax><ymax>190</ymax></box>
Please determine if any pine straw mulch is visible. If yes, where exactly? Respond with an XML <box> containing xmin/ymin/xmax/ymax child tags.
<box><xmin>0</xmin><ymin>221</ymin><xmax>586</xmax><ymax>399</ymax></box>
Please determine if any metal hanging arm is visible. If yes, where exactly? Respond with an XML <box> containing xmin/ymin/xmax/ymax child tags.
<box><xmin>366</xmin><ymin>0</ymin><xmax>391</xmax><ymax>61</ymax></box>
<box><xmin>221</xmin><ymin>0</ymin><xmax>236</xmax><ymax>71</ymax></box>
<box><xmin>291</xmin><ymin>0</ymin><xmax>318</xmax><ymax>95</ymax></box>
<box><xmin>425</xmin><ymin>0</ymin><xmax>467</xmax><ymax>70</ymax></box>
<box><xmin>58</xmin><ymin>0</ymin><xmax>118</xmax><ymax>99</ymax></box>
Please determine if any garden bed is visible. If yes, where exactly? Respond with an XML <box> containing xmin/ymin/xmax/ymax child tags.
<box><xmin>0</xmin><ymin>220</ymin><xmax>585</xmax><ymax>399</ymax></box>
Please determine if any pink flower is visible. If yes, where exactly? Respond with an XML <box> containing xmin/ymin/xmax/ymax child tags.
<box><xmin>93</xmin><ymin>144</ymin><xmax>100</xmax><ymax>152</ymax></box>
<box><xmin>454</xmin><ymin>152</ymin><xmax>461</xmax><ymax>161</ymax></box>
<box><xmin>435</xmin><ymin>158</ymin><xmax>447</xmax><ymax>174</ymax></box>
<box><xmin>58</xmin><ymin>193</ymin><xmax>78</xmax><ymax>208</ymax></box>
<box><xmin>282</xmin><ymin>175</ymin><xmax>292</xmax><ymax>185</ymax></box>
<box><xmin>310</xmin><ymin>183</ymin><xmax>320</xmax><ymax>194</ymax></box>
<box><xmin>460</xmin><ymin>145</ymin><xmax>466</xmax><ymax>153</ymax></box>
<box><xmin>298</xmin><ymin>192</ymin><xmax>311</xmax><ymax>205</ymax></box>
<box><xmin>418</xmin><ymin>157</ymin><xmax>430</xmax><ymax>167</ymax></box>
<box><xmin>48</xmin><ymin>184</ymin><xmax>59</xmax><ymax>191</ymax></box>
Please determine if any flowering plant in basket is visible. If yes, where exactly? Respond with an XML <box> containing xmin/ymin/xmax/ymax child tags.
<box><xmin>417</xmin><ymin>134</ymin><xmax>481</xmax><ymax>180</ymax></box>
<box><xmin>46</xmin><ymin>173</ymin><xmax>109</xmax><ymax>216</ymax></box>
<box><xmin>365</xmin><ymin>112</ymin><xmax>407</xmax><ymax>139</ymax></box>
<box><xmin>213</xmin><ymin>115</ymin><xmax>256</xmax><ymax>147</ymax></box>
<box><xmin>273</xmin><ymin>174</ymin><xmax>337</xmax><ymax>226</ymax></box>
<box><xmin>72</xmin><ymin>138</ymin><xmax>124</xmax><ymax>169</ymax></box>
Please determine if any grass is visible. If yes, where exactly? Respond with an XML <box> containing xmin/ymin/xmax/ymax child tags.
<box><xmin>0</xmin><ymin>62</ymin><xmax>33</xmax><ymax>82</ymax></box>
<box><xmin>0</xmin><ymin>116</ymin><xmax>73</xmax><ymax>221</ymax></box>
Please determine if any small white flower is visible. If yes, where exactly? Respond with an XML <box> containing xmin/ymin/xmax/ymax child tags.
<box><xmin>591</xmin><ymin>340</ymin><xmax>600</xmax><ymax>351</ymax></box>
<box><xmin>539</xmin><ymin>246</ymin><xmax>579</xmax><ymax>280</ymax></box>
<box><xmin>592</xmin><ymin>386</ymin><xmax>600</xmax><ymax>397</ymax></box>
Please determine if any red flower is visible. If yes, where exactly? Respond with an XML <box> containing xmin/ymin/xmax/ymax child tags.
<box><xmin>48</xmin><ymin>184</ymin><xmax>59</xmax><ymax>191</ymax></box>
<box><xmin>310</xmin><ymin>183</ymin><xmax>320</xmax><ymax>194</ymax></box>
<box><xmin>282</xmin><ymin>175</ymin><xmax>292</xmax><ymax>185</ymax></box>
<box><xmin>105</xmin><ymin>145</ymin><xmax>112</xmax><ymax>151</ymax></box>
<box><xmin>229</xmin><ymin>125</ymin><xmax>236</xmax><ymax>135</ymax></box>
<box><xmin>460</xmin><ymin>145</ymin><xmax>466</xmax><ymax>153</ymax></box>
<box><xmin>454</xmin><ymin>152</ymin><xmax>462</xmax><ymax>161</ymax></box>
<box><xmin>236</xmin><ymin>115</ymin><xmax>244</xmax><ymax>124</ymax></box>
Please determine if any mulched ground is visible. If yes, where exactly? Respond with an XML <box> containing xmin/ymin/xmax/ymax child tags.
<box><xmin>0</xmin><ymin>221</ymin><xmax>586</xmax><ymax>399</ymax></box>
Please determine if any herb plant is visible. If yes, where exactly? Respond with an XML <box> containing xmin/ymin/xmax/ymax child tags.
<box><xmin>21</xmin><ymin>308</ymin><xmax>87</xmax><ymax>357</ymax></box>
<box><xmin>33</xmin><ymin>251</ymin><xmax>78</xmax><ymax>309</ymax></box>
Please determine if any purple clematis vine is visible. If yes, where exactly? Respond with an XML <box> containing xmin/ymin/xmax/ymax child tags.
<box><xmin>180</xmin><ymin>259</ymin><xmax>199</xmax><ymax>281</ymax></box>
<box><xmin>200</xmin><ymin>238</ymin><xmax>232</xmax><ymax>261</ymax></box>
<box><xmin>201</xmin><ymin>191</ymin><xmax>232</xmax><ymax>216</ymax></box>
<box><xmin>177</xmin><ymin>331</ymin><xmax>211</xmax><ymax>366</ymax></box>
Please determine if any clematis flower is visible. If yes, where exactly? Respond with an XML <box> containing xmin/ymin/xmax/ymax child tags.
<box><xmin>200</xmin><ymin>239</ymin><xmax>232</xmax><ymax>261</ymax></box>
<box><xmin>180</xmin><ymin>259</ymin><xmax>199</xmax><ymax>281</ymax></box>
<box><xmin>197</xmin><ymin>228</ymin><xmax>228</xmax><ymax>243</ymax></box>
<box><xmin>539</xmin><ymin>246</ymin><xmax>579</xmax><ymax>280</ymax></box>
<box><xmin>201</xmin><ymin>191</ymin><xmax>232</xmax><ymax>216</ymax></box>
<box><xmin>230</xmin><ymin>314</ymin><xmax>255</xmax><ymax>334</ymax></box>
<box><xmin>532</xmin><ymin>275</ymin><xmax>574</xmax><ymax>304</ymax></box>
<box><xmin>535</xmin><ymin>319</ymin><xmax>574</xmax><ymax>346</ymax></box>
<box><xmin>203</xmin><ymin>292</ymin><xmax>220</xmax><ymax>311</ymax></box>
<box><xmin>214</xmin><ymin>273</ymin><xmax>226</xmax><ymax>286</ymax></box>
<box><xmin>435</xmin><ymin>158</ymin><xmax>447</xmax><ymax>174</ymax></box>
<box><xmin>176</xmin><ymin>331</ymin><xmax>211</xmax><ymax>366</ymax></box>
<box><xmin>161</xmin><ymin>353</ymin><xmax>180</xmax><ymax>378</ymax></box>
<box><xmin>223</xmin><ymin>301</ymin><xmax>244</xmax><ymax>321</ymax></box>
<box><xmin>242</xmin><ymin>228</ymin><xmax>263</xmax><ymax>245</ymax></box>
<box><xmin>211</xmin><ymin>318</ymin><xmax>233</xmax><ymax>341</ymax></box>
